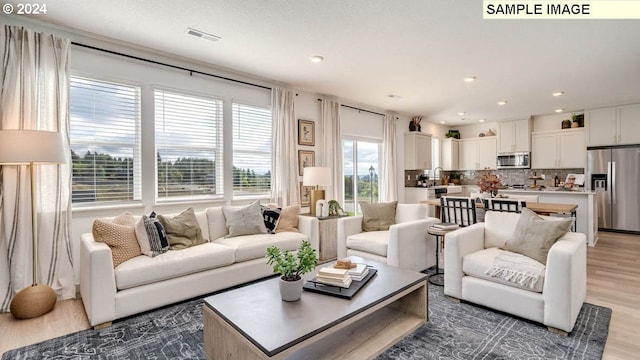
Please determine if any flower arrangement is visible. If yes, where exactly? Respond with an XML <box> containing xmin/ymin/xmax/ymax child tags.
<box><xmin>409</xmin><ymin>116</ymin><xmax>422</xmax><ymax>131</ymax></box>
<box><xmin>478</xmin><ymin>172</ymin><xmax>502</xmax><ymax>193</ymax></box>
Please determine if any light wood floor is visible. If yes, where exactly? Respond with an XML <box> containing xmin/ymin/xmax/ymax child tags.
<box><xmin>1</xmin><ymin>231</ymin><xmax>639</xmax><ymax>358</ymax></box>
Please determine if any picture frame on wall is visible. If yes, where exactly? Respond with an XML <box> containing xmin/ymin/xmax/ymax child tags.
<box><xmin>298</xmin><ymin>150</ymin><xmax>315</xmax><ymax>176</ymax></box>
<box><xmin>299</xmin><ymin>182</ymin><xmax>313</xmax><ymax>207</ymax></box>
<box><xmin>298</xmin><ymin>119</ymin><xmax>315</xmax><ymax>146</ymax></box>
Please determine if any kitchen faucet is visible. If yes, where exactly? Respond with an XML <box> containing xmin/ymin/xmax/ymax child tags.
<box><xmin>433</xmin><ymin>167</ymin><xmax>444</xmax><ymax>186</ymax></box>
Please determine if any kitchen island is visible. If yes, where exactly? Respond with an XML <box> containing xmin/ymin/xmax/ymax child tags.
<box><xmin>499</xmin><ymin>189</ymin><xmax>598</xmax><ymax>246</ymax></box>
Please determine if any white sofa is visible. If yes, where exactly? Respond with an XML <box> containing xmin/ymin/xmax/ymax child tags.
<box><xmin>80</xmin><ymin>207</ymin><xmax>318</xmax><ymax>327</ymax></box>
<box><xmin>444</xmin><ymin>211</ymin><xmax>586</xmax><ymax>333</ymax></box>
<box><xmin>337</xmin><ymin>204</ymin><xmax>439</xmax><ymax>272</ymax></box>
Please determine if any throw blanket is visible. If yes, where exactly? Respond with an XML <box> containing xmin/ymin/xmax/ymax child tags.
<box><xmin>485</xmin><ymin>250</ymin><xmax>545</xmax><ymax>289</ymax></box>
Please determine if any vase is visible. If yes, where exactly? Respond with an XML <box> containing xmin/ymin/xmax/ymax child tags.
<box><xmin>279</xmin><ymin>277</ymin><xmax>303</xmax><ymax>301</ymax></box>
<box><xmin>409</xmin><ymin>122</ymin><xmax>417</xmax><ymax>131</ymax></box>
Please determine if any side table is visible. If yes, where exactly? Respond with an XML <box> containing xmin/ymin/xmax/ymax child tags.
<box><xmin>427</xmin><ymin>225</ymin><xmax>458</xmax><ymax>286</ymax></box>
<box><xmin>300</xmin><ymin>214</ymin><xmax>341</xmax><ymax>263</ymax></box>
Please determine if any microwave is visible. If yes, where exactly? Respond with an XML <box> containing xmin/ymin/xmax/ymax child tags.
<box><xmin>496</xmin><ymin>152</ymin><xmax>530</xmax><ymax>169</ymax></box>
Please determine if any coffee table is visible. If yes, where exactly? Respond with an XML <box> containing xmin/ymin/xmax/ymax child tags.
<box><xmin>203</xmin><ymin>259</ymin><xmax>427</xmax><ymax>360</ymax></box>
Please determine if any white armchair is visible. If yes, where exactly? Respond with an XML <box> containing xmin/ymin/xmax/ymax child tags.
<box><xmin>337</xmin><ymin>204</ymin><xmax>439</xmax><ymax>272</ymax></box>
<box><xmin>444</xmin><ymin>210</ymin><xmax>586</xmax><ymax>334</ymax></box>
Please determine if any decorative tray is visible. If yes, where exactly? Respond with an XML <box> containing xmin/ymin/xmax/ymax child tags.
<box><xmin>303</xmin><ymin>268</ymin><xmax>377</xmax><ymax>299</ymax></box>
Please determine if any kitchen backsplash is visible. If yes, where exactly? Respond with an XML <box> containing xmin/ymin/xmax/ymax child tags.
<box><xmin>404</xmin><ymin>168</ymin><xmax>584</xmax><ymax>188</ymax></box>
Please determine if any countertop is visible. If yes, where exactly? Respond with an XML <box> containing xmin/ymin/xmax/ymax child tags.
<box><xmin>500</xmin><ymin>188</ymin><xmax>596</xmax><ymax>195</ymax></box>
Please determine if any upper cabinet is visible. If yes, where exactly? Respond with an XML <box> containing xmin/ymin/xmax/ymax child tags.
<box><xmin>586</xmin><ymin>104</ymin><xmax>640</xmax><ymax>146</ymax></box>
<box><xmin>532</xmin><ymin>129</ymin><xmax>585</xmax><ymax>169</ymax></box>
<box><xmin>441</xmin><ymin>138</ymin><xmax>459</xmax><ymax>170</ymax></box>
<box><xmin>459</xmin><ymin>137</ymin><xmax>497</xmax><ymax>170</ymax></box>
<box><xmin>497</xmin><ymin>118</ymin><xmax>532</xmax><ymax>153</ymax></box>
<box><xmin>404</xmin><ymin>132</ymin><xmax>432</xmax><ymax>170</ymax></box>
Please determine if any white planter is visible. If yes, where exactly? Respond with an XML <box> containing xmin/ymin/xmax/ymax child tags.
<box><xmin>279</xmin><ymin>277</ymin><xmax>303</xmax><ymax>301</ymax></box>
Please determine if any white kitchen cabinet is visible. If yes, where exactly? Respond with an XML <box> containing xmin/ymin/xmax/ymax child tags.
<box><xmin>459</xmin><ymin>137</ymin><xmax>497</xmax><ymax>170</ymax></box>
<box><xmin>441</xmin><ymin>138</ymin><xmax>459</xmax><ymax>170</ymax></box>
<box><xmin>532</xmin><ymin>129</ymin><xmax>585</xmax><ymax>169</ymax></box>
<box><xmin>586</xmin><ymin>104</ymin><xmax>640</xmax><ymax>146</ymax></box>
<box><xmin>498</xmin><ymin>118</ymin><xmax>531</xmax><ymax>153</ymax></box>
<box><xmin>404</xmin><ymin>132</ymin><xmax>432</xmax><ymax>169</ymax></box>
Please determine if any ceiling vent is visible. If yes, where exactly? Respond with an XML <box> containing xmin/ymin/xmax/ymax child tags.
<box><xmin>186</xmin><ymin>28</ymin><xmax>221</xmax><ymax>42</ymax></box>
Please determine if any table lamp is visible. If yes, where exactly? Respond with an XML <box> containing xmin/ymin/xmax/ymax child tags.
<box><xmin>0</xmin><ymin>129</ymin><xmax>66</xmax><ymax>319</ymax></box>
<box><xmin>302</xmin><ymin>167</ymin><xmax>332</xmax><ymax>216</ymax></box>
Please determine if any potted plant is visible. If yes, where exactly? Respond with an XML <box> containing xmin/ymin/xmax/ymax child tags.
<box><xmin>450</xmin><ymin>171</ymin><xmax>463</xmax><ymax>185</ymax></box>
<box><xmin>266</xmin><ymin>240</ymin><xmax>318</xmax><ymax>301</ymax></box>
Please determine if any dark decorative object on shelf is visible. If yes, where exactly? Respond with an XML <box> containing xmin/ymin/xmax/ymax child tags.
<box><xmin>561</xmin><ymin>120</ymin><xmax>572</xmax><ymax>129</ymax></box>
<box><xmin>409</xmin><ymin>116</ymin><xmax>422</xmax><ymax>132</ymax></box>
<box><xmin>445</xmin><ymin>130</ymin><xmax>460</xmax><ymax>139</ymax></box>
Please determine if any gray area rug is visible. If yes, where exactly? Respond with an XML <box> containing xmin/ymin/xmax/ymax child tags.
<box><xmin>2</xmin><ymin>284</ymin><xmax>610</xmax><ymax>360</ymax></box>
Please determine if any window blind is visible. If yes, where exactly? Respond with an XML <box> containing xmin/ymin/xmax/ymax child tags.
<box><xmin>155</xmin><ymin>89</ymin><xmax>223</xmax><ymax>200</ymax></box>
<box><xmin>69</xmin><ymin>77</ymin><xmax>141</xmax><ymax>204</ymax></box>
<box><xmin>232</xmin><ymin>102</ymin><xmax>272</xmax><ymax>195</ymax></box>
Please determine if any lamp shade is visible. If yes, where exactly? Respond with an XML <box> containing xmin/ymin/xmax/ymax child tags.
<box><xmin>302</xmin><ymin>167</ymin><xmax>332</xmax><ymax>186</ymax></box>
<box><xmin>0</xmin><ymin>130</ymin><xmax>66</xmax><ymax>164</ymax></box>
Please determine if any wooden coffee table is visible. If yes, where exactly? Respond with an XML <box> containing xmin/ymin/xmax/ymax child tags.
<box><xmin>203</xmin><ymin>259</ymin><xmax>427</xmax><ymax>360</ymax></box>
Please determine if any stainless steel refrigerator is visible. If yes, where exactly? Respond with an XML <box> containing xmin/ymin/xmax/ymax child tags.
<box><xmin>587</xmin><ymin>146</ymin><xmax>640</xmax><ymax>233</ymax></box>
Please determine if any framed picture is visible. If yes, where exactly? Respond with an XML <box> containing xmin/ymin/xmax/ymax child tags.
<box><xmin>299</xmin><ymin>182</ymin><xmax>313</xmax><ymax>207</ymax></box>
<box><xmin>298</xmin><ymin>150</ymin><xmax>315</xmax><ymax>176</ymax></box>
<box><xmin>298</xmin><ymin>119</ymin><xmax>315</xmax><ymax>146</ymax></box>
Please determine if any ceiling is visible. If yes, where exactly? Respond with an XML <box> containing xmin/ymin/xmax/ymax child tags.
<box><xmin>6</xmin><ymin>0</ymin><xmax>640</xmax><ymax>125</ymax></box>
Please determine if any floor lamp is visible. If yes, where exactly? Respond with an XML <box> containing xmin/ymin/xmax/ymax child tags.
<box><xmin>303</xmin><ymin>167</ymin><xmax>332</xmax><ymax>216</ymax></box>
<box><xmin>0</xmin><ymin>129</ymin><xmax>66</xmax><ymax>319</ymax></box>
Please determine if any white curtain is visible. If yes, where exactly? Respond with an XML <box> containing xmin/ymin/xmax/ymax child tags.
<box><xmin>271</xmin><ymin>88</ymin><xmax>299</xmax><ymax>206</ymax></box>
<box><xmin>0</xmin><ymin>25</ymin><xmax>74</xmax><ymax>312</ymax></box>
<box><xmin>321</xmin><ymin>99</ymin><xmax>343</xmax><ymax>202</ymax></box>
<box><xmin>380</xmin><ymin>114</ymin><xmax>398</xmax><ymax>202</ymax></box>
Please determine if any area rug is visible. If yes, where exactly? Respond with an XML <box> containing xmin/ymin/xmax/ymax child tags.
<box><xmin>2</xmin><ymin>284</ymin><xmax>610</xmax><ymax>360</ymax></box>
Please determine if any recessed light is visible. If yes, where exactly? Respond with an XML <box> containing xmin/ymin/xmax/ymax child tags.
<box><xmin>464</xmin><ymin>76</ymin><xmax>477</xmax><ymax>82</ymax></box>
<box><xmin>457</xmin><ymin>112</ymin><xmax>466</xmax><ymax>116</ymax></box>
<box><xmin>387</xmin><ymin>94</ymin><xmax>402</xmax><ymax>99</ymax></box>
<box><xmin>552</xmin><ymin>91</ymin><xmax>564</xmax><ymax>97</ymax></box>
<box><xmin>440</xmin><ymin>121</ymin><xmax>446</xmax><ymax>124</ymax></box>
<box><xmin>479</xmin><ymin>119</ymin><xmax>485</xmax><ymax>123</ymax></box>
<box><xmin>309</xmin><ymin>55</ymin><xmax>324</xmax><ymax>63</ymax></box>
<box><xmin>555</xmin><ymin>109</ymin><xmax>564</xmax><ymax>113</ymax></box>
<box><xmin>497</xmin><ymin>101</ymin><xmax>507</xmax><ymax>106</ymax></box>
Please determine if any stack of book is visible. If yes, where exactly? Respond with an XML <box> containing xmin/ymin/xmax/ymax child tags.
<box><xmin>432</xmin><ymin>222</ymin><xmax>459</xmax><ymax>230</ymax></box>
<box><xmin>316</xmin><ymin>267</ymin><xmax>352</xmax><ymax>288</ymax></box>
<box><xmin>348</xmin><ymin>263</ymin><xmax>369</xmax><ymax>281</ymax></box>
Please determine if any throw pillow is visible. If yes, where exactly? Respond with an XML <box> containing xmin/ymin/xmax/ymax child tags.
<box><xmin>360</xmin><ymin>201</ymin><xmax>398</xmax><ymax>231</ymax></box>
<box><xmin>222</xmin><ymin>201</ymin><xmax>268</xmax><ymax>238</ymax></box>
<box><xmin>158</xmin><ymin>208</ymin><xmax>206</xmax><ymax>250</ymax></box>
<box><xmin>260</xmin><ymin>205</ymin><xmax>281</xmax><ymax>234</ymax></box>
<box><xmin>504</xmin><ymin>207</ymin><xmax>573</xmax><ymax>264</ymax></box>
<box><xmin>135</xmin><ymin>213</ymin><xmax>170</xmax><ymax>257</ymax></box>
<box><xmin>92</xmin><ymin>213</ymin><xmax>141</xmax><ymax>268</ymax></box>
<box><xmin>275</xmin><ymin>205</ymin><xmax>300</xmax><ymax>233</ymax></box>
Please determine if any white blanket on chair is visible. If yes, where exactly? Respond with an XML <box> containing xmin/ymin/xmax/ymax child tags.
<box><xmin>485</xmin><ymin>250</ymin><xmax>545</xmax><ymax>289</ymax></box>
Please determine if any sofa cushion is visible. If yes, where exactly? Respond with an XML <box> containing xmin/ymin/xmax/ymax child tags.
<box><xmin>275</xmin><ymin>205</ymin><xmax>299</xmax><ymax>233</ymax></box>
<box><xmin>346</xmin><ymin>231</ymin><xmax>389</xmax><ymax>257</ymax></box>
<box><xmin>463</xmin><ymin>247</ymin><xmax>545</xmax><ymax>293</ymax></box>
<box><xmin>92</xmin><ymin>213</ymin><xmax>141</xmax><ymax>268</ymax></box>
<box><xmin>360</xmin><ymin>201</ymin><xmax>397</xmax><ymax>231</ymax></box>
<box><xmin>214</xmin><ymin>232</ymin><xmax>307</xmax><ymax>262</ymax></box>
<box><xmin>483</xmin><ymin>211</ymin><xmax>521</xmax><ymax>249</ymax></box>
<box><xmin>135</xmin><ymin>215</ymin><xmax>169</xmax><ymax>257</ymax></box>
<box><xmin>222</xmin><ymin>201</ymin><xmax>268</xmax><ymax>238</ymax></box>
<box><xmin>114</xmin><ymin>242</ymin><xmax>236</xmax><ymax>290</ymax></box>
<box><xmin>504</xmin><ymin>208</ymin><xmax>573</xmax><ymax>264</ymax></box>
<box><xmin>158</xmin><ymin>208</ymin><xmax>206</xmax><ymax>250</ymax></box>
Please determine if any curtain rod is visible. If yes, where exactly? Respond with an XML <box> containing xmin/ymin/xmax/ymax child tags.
<box><xmin>316</xmin><ymin>98</ymin><xmax>385</xmax><ymax>117</ymax></box>
<box><xmin>71</xmin><ymin>42</ymin><xmax>272</xmax><ymax>91</ymax></box>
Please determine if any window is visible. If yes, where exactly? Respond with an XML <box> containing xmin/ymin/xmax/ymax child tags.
<box><xmin>343</xmin><ymin>138</ymin><xmax>381</xmax><ymax>215</ymax></box>
<box><xmin>69</xmin><ymin>77</ymin><xmax>141</xmax><ymax>204</ymax></box>
<box><xmin>232</xmin><ymin>102</ymin><xmax>272</xmax><ymax>196</ymax></box>
<box><xmin>155</xmin><ymin>89</ymin><xmax>223</xmax><ymax>200</ymax></box>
